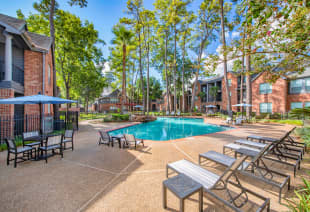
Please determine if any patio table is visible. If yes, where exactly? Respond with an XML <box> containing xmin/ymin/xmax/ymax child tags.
<box><xmin>111</xmin><ymin>135</ymin><xmax>124</xmax><ymax>148</ymax></box>
<box><xmin>24</xmin><ymin>135</ymin><xmax>46</xmax><ymax>160</ymax></box>
<box><xmin>163</xmin><ymin>173</ymin><xmax>203</xmax><ymax>212</ymax></box>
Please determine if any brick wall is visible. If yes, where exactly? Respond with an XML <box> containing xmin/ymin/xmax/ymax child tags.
<box><xmin>252</xmin><ymin>72</ymin><xmax>288</xmax><ymax>114</ymax></box>
<box><xmin>43</xmin><ymin>50</ymin><xmax>53</xmax><ymax>114</ymax></box>
<box><xmin>0</xmin><ymin>88</ymin><xmax>14</xmax><ymax>138</ymax></box>
<box><xmin>0</xmin><ymin>88</ymin><xmax>14</xmax><ymax>115</ymax></box>
<box><xmin>24</xmin><ymin>49</ymin><xmax>53</xmax><ymax>115</ymax></box>
<box><xmin>287</xmin><ymin>93</ymin><xmax>310</xmax><ymax>111</ymax></box>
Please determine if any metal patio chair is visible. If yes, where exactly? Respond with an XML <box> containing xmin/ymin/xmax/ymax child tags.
<box><xmin>38</xmin><ymin>134</ymin><xmax>63</xmax><ymax>163</ymax></box>
<box><xmin>5</xmin><ymin>138</ymin><xmax>34</xmax><ymax>168</ymax></box>
<box><xmin>123</xmin><ymin>134</ymin><xmax>144</xmax><ymax>149</ymax></box>
<box><xmin>22</xmin><ymin>131</ymin><xmax>42</xmax><ymax>148</ymax></box>
<box><xmin>63</xmin><ymin>130</ymin><xmax>74</xmax><ymax>151</ymax></box>
<box><xmin>98</xmin><ymin>130</ymin><xmax>114</xmax><ymax>146</ymax></box>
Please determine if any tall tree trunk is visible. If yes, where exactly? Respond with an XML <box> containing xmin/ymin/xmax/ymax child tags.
<box><xmin>191</xmin><ymin>67</ymin><xmax>199</xmax><ymax>112</ymax></box>
<box><xmin>164</xmin><ymin>31</ymin><xmax>170</xmax><ymax>113</ymax></box>
<box><xmin>240</xmin><ymin>32</ymin><xmax>245</xmax><ymax>114</ymax></box>
<box><xmin>174</xmin><ymin>25</ymin><xmax>177</xmax><ymax>114</ymax></box>
<box><xmin>138</xmin><ymin>32</ymin><xmax>145</xmax><ymax>113</ymax></box>
<box><xmin>182</xmin><ymin>36</ymin><xmax>186</xmax><ymax>113</ymax></box>
<box><xmin>49</xmin><ymin>0</ymin><xmax>58</xmax><ymax>117</ymax></box>
<box><xmin>219</xmin><ymin>0</ymin><xmax>232</xmax><ymax>117</ymax></box>
<box><xmin>146</xmin><ymin>38</ymin><xmax>150</xmax><ymax>115</ymax></box>
<box><xmin>246</xmin><ymin>46</ymin><xmax>252</xmax><ymax>118</ymax></box>
<box><xmin>85</xmin><ymin>96</ymin><xmax>89</xmax><ymax>115</ymax></box>
<box><xmin>245</xmin><ymin>22</ymin><xmax>252</xmax><ymax>118</ymax></box>
<box><xmin>121</xmin><ymin>44</ymin><xmax>126</xmax><ymax>114</ymax></box>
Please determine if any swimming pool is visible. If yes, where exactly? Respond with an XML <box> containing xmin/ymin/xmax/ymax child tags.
<box><xmin>108</xmin><ymin>117</ymin><xmax>230</xmax><ymax>141</ymax></box>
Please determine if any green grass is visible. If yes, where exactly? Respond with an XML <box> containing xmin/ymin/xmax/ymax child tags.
<box><xmin>257</xmin><ymin>119</ymin><xmax>303</xmax><ymax>126</ymax></box>
<box><xmin>79</xmin><ymin>113</ymin><xmax>106</xmax><ymax>120</ymax></box>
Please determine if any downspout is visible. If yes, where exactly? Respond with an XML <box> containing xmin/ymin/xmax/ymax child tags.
<box><xmin>42</xmin><ymin>53</ymin><xmax>46</xmax><ymax>132</ymax></box>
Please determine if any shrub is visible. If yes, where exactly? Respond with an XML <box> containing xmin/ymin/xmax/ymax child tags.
<box><xmin>285</xmin><ymin>176</ymin><xmax>310</xmax><ymax>211</ymax></box>
<box><xmin>110</xmin><ymin>113</ymin><xmax>129</xmax><ymax>121</ymax></box>
<box><xmin>195</xmin><ymin>113</ymin><xmax>202</xmax><ymax>116</ymax></box>
<box><xmin>256</xmin><ymin>113</ymin><xmax>269</xmax><ymax>119</ymax></box>
<box><xmin>270</xmin><ymin>113</ymin><xmax>281</xmax><ymax>119</ymax></box>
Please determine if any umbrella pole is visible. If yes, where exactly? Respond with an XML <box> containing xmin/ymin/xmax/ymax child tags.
<box><xmin>39</xmin><ymin>103</ymin><xmax>42</xmax><ymax>134</ymax></box>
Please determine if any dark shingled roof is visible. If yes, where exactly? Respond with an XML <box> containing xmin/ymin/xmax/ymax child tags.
<box><xmin>26</xmin><ymin>31</ymin><xmax>52</xmax><ymax>51</ymax></box>
<box><xmin>0</xmin><ymin>13</ymin><xmax>52</xmax><ymax>52</ymax></box>
<box><xmin>199</xmin><ymin>76</ymin><xmax>223</xmax><ymax>84</ymax></box>
<box><xmin>101</xmin><ymin>89</ymin><xmax>121</xmax><ymax>98</ymax></box>
<box><xmin>0</xmin><ymin>13</ymin><xmax>26</xmax><ymax>31</ymax></box>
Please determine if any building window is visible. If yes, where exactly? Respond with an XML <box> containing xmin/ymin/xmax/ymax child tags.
<box><xmin>229</xmin><ymin>91</ymin><xmax>231</xmax><ymax>97</ymax></box>
<box><xmin>290</xmin><ymin>79</ymin><xmax>303</xmax><ymax>93</ymax></box>
<box><xmin>228</xmin><ymin>79</ymin><xmax>232</xmax><ymax>87</ymax></box>
<box><xmin>305</xmin><ymin>78</ymin><xmax>310</xmax><ymax>91</ymax></box>
<box><xmin>47</xmin><ymin>104</ymin><xmax>51</xmax><ymax>114</ymax></box>
<box><xmin>259</xmin><ymin>83</ymin><xmax>272</xmax><ymax>94</ymax></box>
<box><xmin>291</xmin><ymin>102</ymin><xmax>303</xmax><ymax>110</ymax></box>
<box><xmin>305</xmin><ymin>102</ymin><xmax>310</xmax><ymax>108</ymax></box>
<box><xmin>259</xmin><ymin>103</ymin><xmax>272</xmax><ymax>113</ymax></box>
<box><xmin>48</xmin><ymin>64</ymin><xmax>51</xmax><ymax>85</ymax></box>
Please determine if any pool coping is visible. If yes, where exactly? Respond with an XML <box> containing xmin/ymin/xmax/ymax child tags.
<box><xmin>104</xmin><ymin>117</ymin><xmax>239</xmax><ymax>143</ymax></box>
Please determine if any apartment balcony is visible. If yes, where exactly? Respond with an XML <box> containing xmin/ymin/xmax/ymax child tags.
<box><xmin>0</xmin><ymin>60</ymin><xmax>24</xmax><ymax>94</ymax></box>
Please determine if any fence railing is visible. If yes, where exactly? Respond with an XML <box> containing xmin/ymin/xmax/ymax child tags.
<box><xmin>0</xmin><ymin>111</ymin><xmax>79</xmax><ymax>143</ymax></box>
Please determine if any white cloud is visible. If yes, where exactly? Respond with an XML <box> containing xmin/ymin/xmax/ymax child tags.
<box><xmin>232</xmin><ymin>31</ymin><xmax>240</xmax><ymax>39</ymax></box>
<box><xmin>101</xmin><ymin>62</ymin><xmax>111</xmax><ymax>74</ymax></box>
<box><xmin>225</xmin><ymin>31</ymin><xmax>229</xmax><ymax>40</ymax></box>
<box><xmin>209</xmin><ymin>45</ymin><xmax>238</xmax><ymax>76</ymax></box>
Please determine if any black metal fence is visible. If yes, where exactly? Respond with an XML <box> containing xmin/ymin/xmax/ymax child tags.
<box><xmin>0</xmin><ymin>111</ymin><xmax>78</xmax><ymax>143</ymax></box>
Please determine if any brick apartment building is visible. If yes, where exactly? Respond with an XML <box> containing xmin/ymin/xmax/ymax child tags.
<box><xmin>192</xmin><ymin>68</ymin><xmax>310</xmax><ymax>114</ymax></box>
<box><xmin>95</xmin><ymin>89</ymin><xmax>123</xmax><ymax>112</ymax></box>
<box><xmin>0</xmin><ymin>14</ymin><xmax>53</xmax><ymax>136</ymax></box>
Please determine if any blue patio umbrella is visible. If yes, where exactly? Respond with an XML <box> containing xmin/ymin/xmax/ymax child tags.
<box><xmin>133</xmin><ymin>105</ymin><xmax>144</xmax><ymax>110</ymax></box>
<box><xmin>0</xmin><ymin>93</ymin><xmax>76</xmax><ymax>132</ymax></box>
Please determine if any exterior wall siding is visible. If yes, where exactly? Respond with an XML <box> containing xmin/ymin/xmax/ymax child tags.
<box><xmin>252</xmin><ymin>72</ymin><xmax>287</xmax><ymax>114</ymax></box>
<box><xmin>287</xmin><ymin>93</ymin><xmax>310</xmax><ymax>110</ymax></box>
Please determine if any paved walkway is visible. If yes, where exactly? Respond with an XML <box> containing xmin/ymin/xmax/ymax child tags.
<box><xmin>0</xmin><ymin>118</ymin><xmax>309</xmax><ymax>212</ymax></box>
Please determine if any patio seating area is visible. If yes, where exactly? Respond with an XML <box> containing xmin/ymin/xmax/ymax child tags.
<box><xmin>0</xmin><ymin>119</ymin><xmax>309</xmax><ymax>211</ymax></box>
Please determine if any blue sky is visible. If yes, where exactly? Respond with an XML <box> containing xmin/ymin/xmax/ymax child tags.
<box><xmin>1</xmin><ymin>0</ymin><xmax>233</xmax><ymax>80</ymax></box>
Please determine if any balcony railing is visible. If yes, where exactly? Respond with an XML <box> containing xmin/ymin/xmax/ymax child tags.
<box><xmin>12</xmin><ymin>64</ymin><xmax>24</xmax><ymax>85</ymax></box>
<box><xmin>0</xmin><ymin>60</ymin><xmax>24</xmax><ymax>85</ymax></box>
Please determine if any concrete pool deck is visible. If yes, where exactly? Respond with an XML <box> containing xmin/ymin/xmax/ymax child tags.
<box><xmin>0</xmin><ymin>118</ymin><xmax>309</xmax><ymax>211</ymax></box>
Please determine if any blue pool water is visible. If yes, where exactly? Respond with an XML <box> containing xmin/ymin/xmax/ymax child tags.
<box><xmin>109</xmin><ymin>117</ymin><xmax>229</xmax><ymax>141</ymax></box>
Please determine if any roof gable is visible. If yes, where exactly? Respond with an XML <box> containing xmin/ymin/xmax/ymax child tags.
<box><xmin>0</xmin><ymin>13</ymin><xmax>52</xmax><ymax>52</ymax></box>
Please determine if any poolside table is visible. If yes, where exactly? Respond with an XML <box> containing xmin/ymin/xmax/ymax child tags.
<box><xmin>111</xmin><ymin>135</ymin><xmax>123</xmax><ymax>148</ymax></box>
<box><xmin>163</xmin><ymin>173</ymin><xmax>203</xmax><ymax>212</ymax></box>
